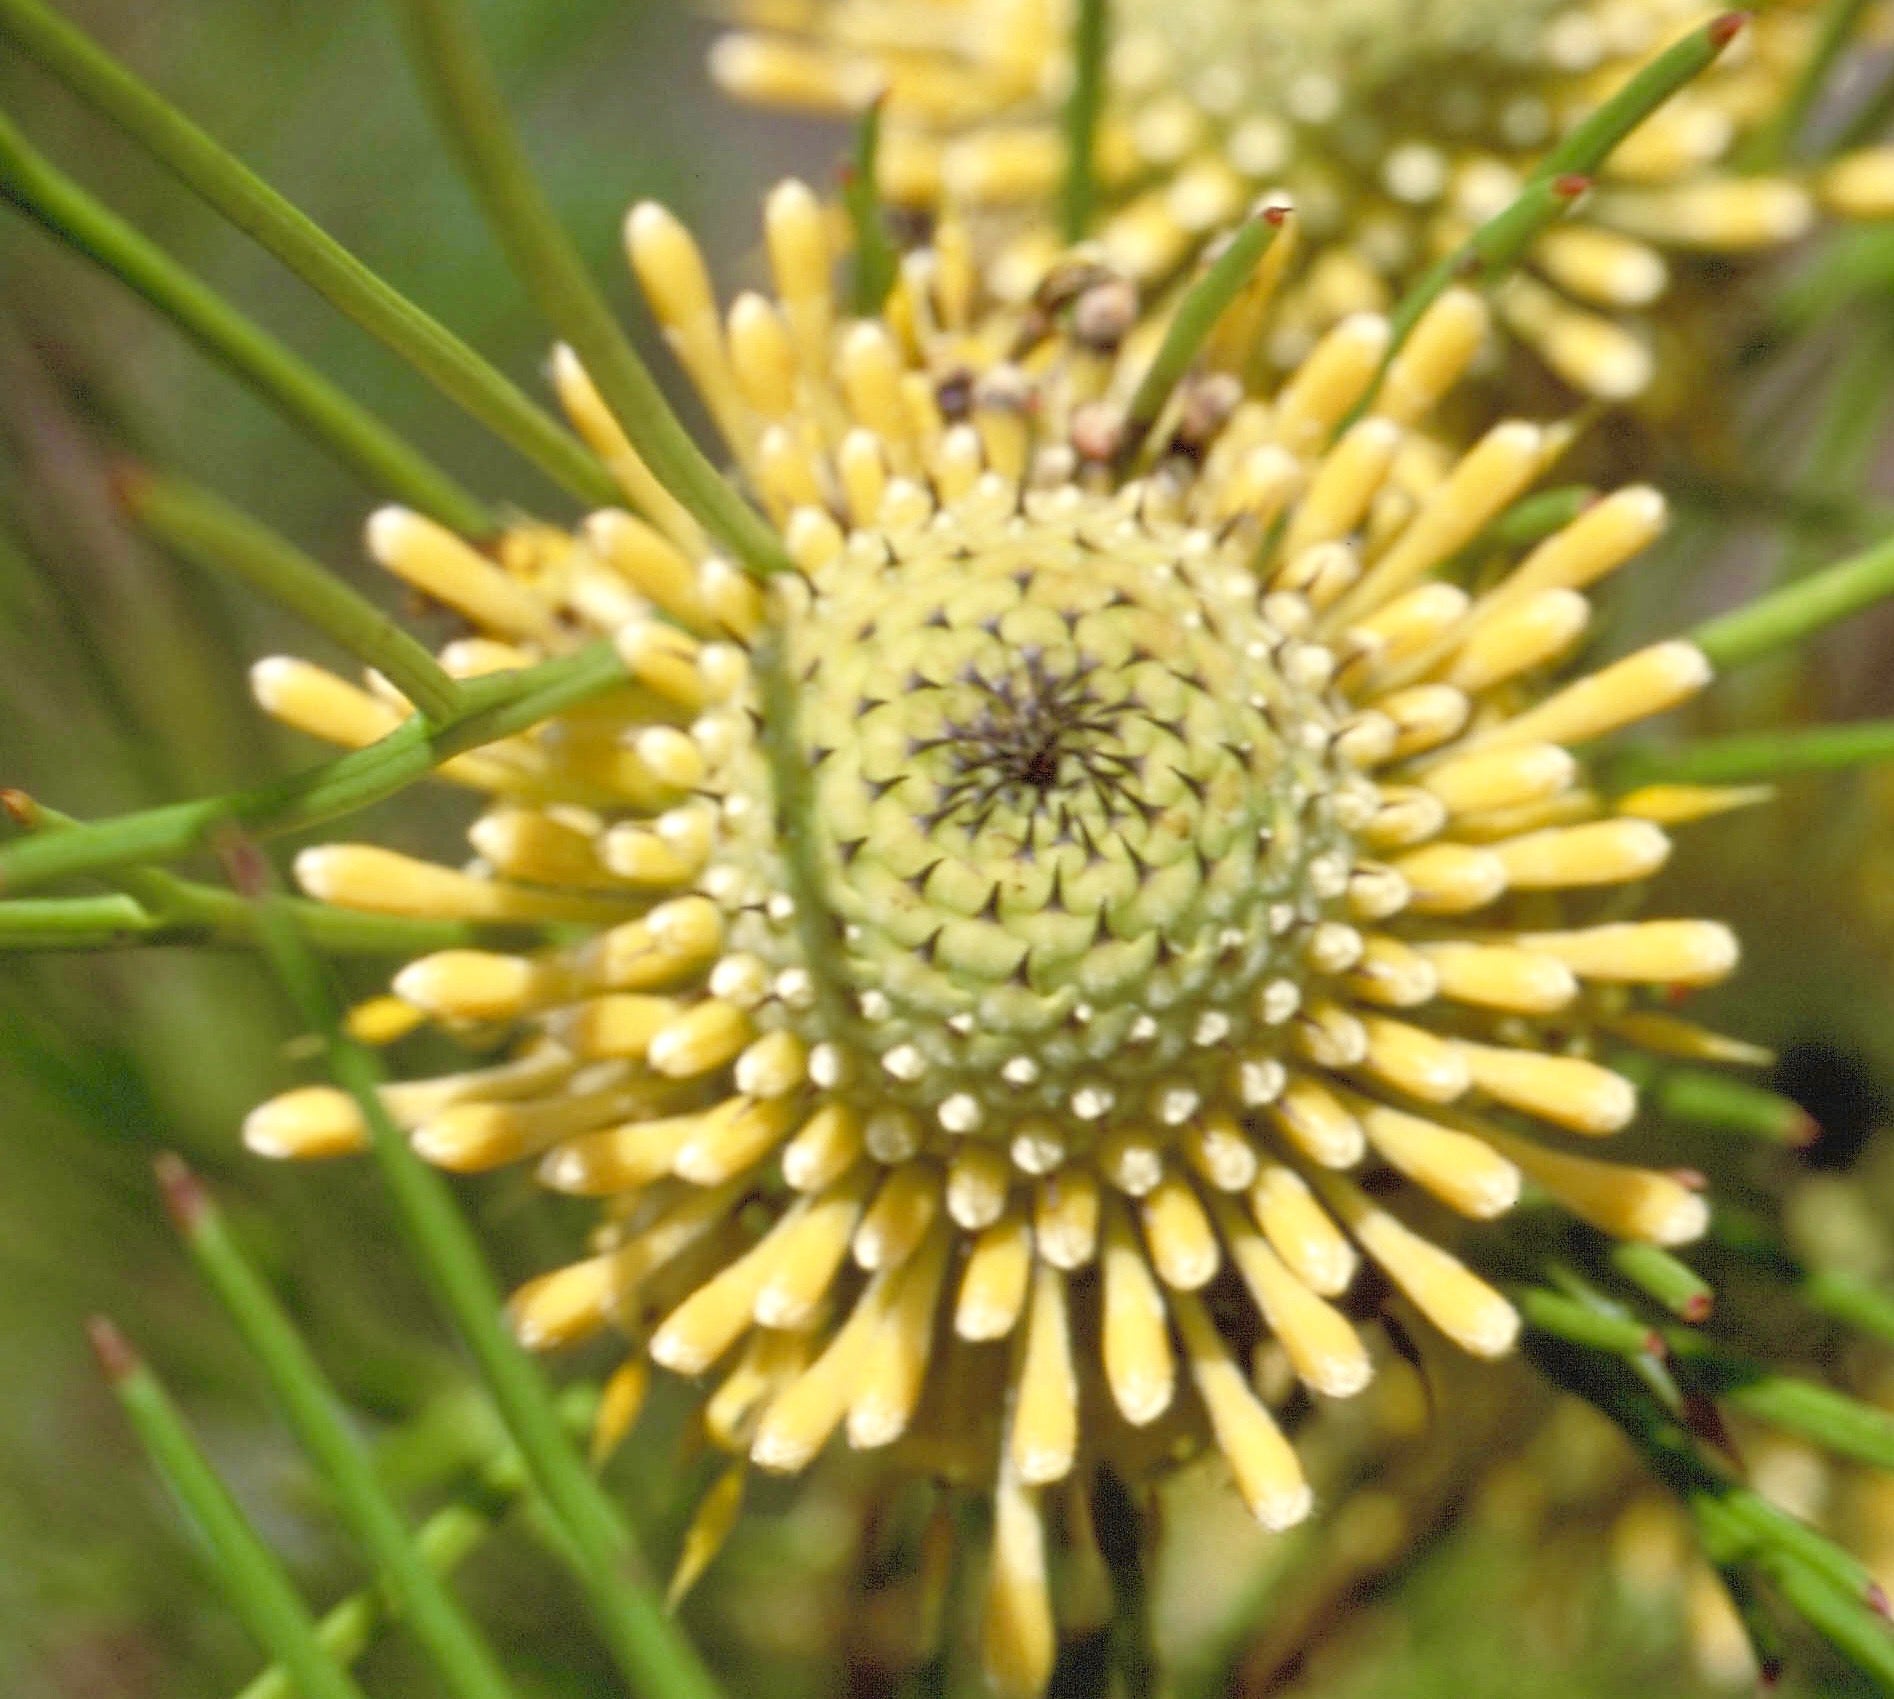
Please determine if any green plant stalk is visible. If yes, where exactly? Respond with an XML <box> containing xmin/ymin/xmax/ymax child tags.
<box><xmin>0</xmin><ymin>638</ymin><xmax>626</xmax><ymax>894</ymax></box>
<box><xmin>248</xmin><ymin>889</ymin><xmax>726</xmax><ymax>1699</ymax></box>
<box><xmin>0</xmin><ymin>112</ymin><xmax>492</xmax><ymax>536</ymax></box>
<box><xmin>160</xmin><ymin>1157</ymin><xmax>520</xmax><ymax>1699</ymax></box>
<box><xmin>0</xmin><ymin>886</ymin><xmax>490</xmax><ymax>953</ymax></box>
<box><xmin>1740</xmin><ymin>0</ymin><xmax>1873</xmax><ymax>168</ymax></box>
<box><xmin>1515</xmin><ymin>1284</ymin><xmax>1659</xmax><ymax>1359</ymax></box>
<box><xmin>387</xmin><ymin>0</ymin><xmax>791</xmax><ymax>581</ymax></box>
<box><xmin>1751</xmin><ymin>1547</ymin><xmax>1894</xmax><ymax>1682</ymax></box>
<box><xmin>1061</xmin><ymin>0</ymin><xmax>1109</xmax><ymax>243</ymax></box>
<box><xmin>1641</xmin><ymin>1064</ymin><xmax>1814</xmax><ymax>1146</ymax></box>
<box><xmin>1614</xmin><ymin>717</ymin><xmax>1894</xmax><ymax>787</ymax></box>
<box><xmin>1119</xmin><ymin>206</ymin><xmax>1287</xmax><ymax>461</ymax></box>
<box><xmin>0</xmin><ymin>0</ymin><xmax>616</xmax><ymax>507</ymax></box>
<box><xmin>1802</xmin><ymin>1268</ymin><xmax>1894</xmax><ymax>1349</ymax></box>
<box><xmin>1665</xmin><ymin>1330</ymin><xmax>1894</xmax><ymax>1470</ymax></box>
<box><xmin>87</xmin><ymin>1319</ymin><xmax>371</xmax><ymax>1699</ymax></box>
<box><xmin>121</xmin><ymin>468</ymin><xmax>464</xmax><ymax>721</ymax></box>
<box><xmin>1607</xmin><ymin>1242</ymin><xmax>1713</xmax><ymax>1323</ymax></box>
<box><xmin>1693</xmin><ymin>529</ymin><xmax>1894</xmax><ymax>670</ymax></box>
<box><xmin>844</xmin><ymin>97</ymin><xmax>897</xmax><ymax>315</ymax></box>
<box><xmin>238</xmin><ymin>1499</ymin><xmax>499</xmax><ymax>1699</ymax></box>
<box><xmin>1368</xmin><ymin>11</ymin><xmax>1742</xmax><ymax>403</ymax></box>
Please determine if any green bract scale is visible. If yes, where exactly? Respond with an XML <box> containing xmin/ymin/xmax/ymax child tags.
<box><xmin>247</xmin><ymin>184</ymin><xmax>1762</xmax><ymax>1697</ymax></box>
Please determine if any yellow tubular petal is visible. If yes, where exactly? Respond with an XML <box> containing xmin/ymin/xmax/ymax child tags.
<box><xmin>668</xmin><ymin>1463</ymin><xmax>746</xmax><ymax>1607</ymax></box>
<box><xmin>243</xmin><ymin>1086</ymin><xmax>368</xmax><ymax>1160</ymax></box>
<box><xmin>755</xmin><ymin>1167</ymin><xmax>874</xmax><ymax>1329</ymax></box>
<box><xmin>1443</xmin><ymin>590</ymin><xmax>1590</xmax><ymax>694</ymax></box>
<box><xmin>537</xmin><ymin>1107</ymin><xmax>709</xmax><ymax>1194</ymax></box>
<box><xmin>646</xmin><ymin>999</ymin><xmax>752</xmax><ymax>1078</ymax></box>
<box><xmin>849</xmin><ymin>1223</ymin><xmax>952</xmax><ymax>1448</ymax></box>
<box><xmin>982</xmin><ymin>1457</ymin><xmax>1056</xmax><ymax>1699</ymax></box>
<box><xmin>295</xmin><ymin>846</ymin><xmax>631</xmax><ymax>925</ymax></box>
<box><xmin>1268</xmin><ymin>1074</ymin><xmax>1366</xmax><ymax>1168</ymax></box>
<box><xmin>751</xmin><ymin>1275</ymin><xmax>895</xmax><ymax>1472</ymax></box>
<box><xmin>650</xmin><ymin>1228</ymin><xmax>785</xmax><ymax>1376</ymax></box>
<box><xmin>251</xmin><ymin>656</ymin><xmax>403</xmax><ymax>747</ymax></box>
<box><xmin>1180</xmin><ymin>1112</ymin><xmax>1260</xmax><ymax>1192</ymax></box>
<box><xmin>1345</xmin><ymin>935</ymin><xmax>1440</xmax><ymax>1008</ymax></box>
<box><xmin>1249</xmin><ymin>1164</ymin><xmax>1358</xmax><ymax>1297</ymax></box>
<box><xmin>1011</xmin><ymin>1261</ymin><xmax>1078</xmax><ymax>1486</ymax></box>
<box><xmin>625</xmin><ymin>202</ymin><xmax>751</xmax><ymax>457</ymax></box>
<box><xmin>1100</xmin><ymin>1196</ymin><xmax>1176</xmax><ymax>1425</ymax></box>
<box><xmin>1466</xmin><ymin>641</ymin><xmax>1711</xmax><ymax>752</ymax></box>
<box><xmin>853</xmin><ymin>1163</ymin><xmax>942</xmax><ymax>1272</ymax></box>
<box><xmin>1490</xmin><ymin>818</ymin><xmax>1670</xmax><ymax>889</ymax></box>
<box><xmin>1422</xmin><ymin>743</ymin><xmax>1578</xmax><ymax>816</ymax></box>
<box><xmin>1357</xmin><ymin>1015</ymin><xmax>1471</xmax><ymax>1103</ymax></box>
<box><xmin>1416</xmin><ymin>941</ymin><xmax>1577</xmax><ymax>1013</ymax></box>
<box><xmin>1282</xmin><ymin>417</ymin><xmax>1403</xmax><ymax>556</ymax></box>
<box><xmin>1270</xmin><ymin>313</ymin><xmax>1391</xmax><ymax>453</ymax></box>
<box><xmin>613</xmin><ymin>620</ymin><xmax>709</xmax><ymax>711</ymax></box>
<box><xmin>1516</xmin><ymin>920</ymin><xmax>1739</xmax><ymax>986</ymax></box>
<box><xmin>1597</xmin><ymin>179</ymin><xmax>1813</xmax><ymax>249</ymax></box>
<box><xmin>782</xmin><ymin>1102</ymin><xmax>864</xmax><ymax>1191</ymax></box>
<box><xmin>1484</xmin><ymin>1130</ymin><xmax>1709</xmax><ymax>1246</ymax></box>
<box><xmin>366</xmin><ymin>509</ymin><xmax>558</xmax><ymax>642</ymax></box>
<box><xmin>1534</xmin><ymin>224</ymin><xmax>1668</xmax><ymax>309</ymax></box>
<box><xmin>1822</xmin><ymin>147</ymin><xmax>1894</xmax><ymax>218</ymax></box>
<box><xmin>1456</xmin><ymin>1042</ymin><xmax>1637</xmax><ymax>1135</ymax></box>
<box><xmin>1388</xmin><ymin>843</ymin><xmax>1508</xmax><ymax>913</ymax></box>
<box><xmin>467</xmin><ymin>808</ymin><xmax>613</xmax><ymax>888</ymax></box>
<box><xmin>1172</xmin><ymin>1290</ymin><xmax>1313</xmax><ymax>1530</ymax></box>
<box><xmin>1139</xmin><ymin>1170</ymin><xmax>1221</xmax><ymax>1290</ymax></box>
<box><xmin>345</xmin><ymin>995</ymin><xmax>424</xmax><ymax>1046</ymax></box>
<box><xmin>1211</xmin><ymin>1196</ymin><xmax>1372</xmax><ymax>1396</ymax></box>
<box><xmin>1376</xmin><ymin>287</ymin><xmax>1489</xmax><ymax>424</ymax></box>
<box><xmin>1034</xmin><ymin>1168</ymin><xmax>1100</xmax><ymax>1270</ymax></box>
<box><xmin>506</xmin><ymin>1255</ymin><xmax>618</xmax><ymax>1351</ymax></box>
<box><xmin>1328</xmin><ymin>420</ymin><xmax>1543</xmax><ymax>626</ymax></box>
<box><xmin>590</xmin><ymin>1357</ymin><xmax>650</xmax><ymax>1466</ymax></box>
<box><xmin>704</xmin><ymin>1331</ymin><xmax>809</xmax><ymax>1454</ymax></box>
<box><xmin>1373</xmin><ymin>684</ymin><xmax>1471</xmax><ymax>760</ymax></box>
<box><xmin>673</xmin><ymin>1096</ymin><xmax>798</xmax><ymax>1185</ymax></box>
<box><xmin>583</xmin><ymin>509</ymin><xmax>710</xmax><ymax>629</ymax></box>
<box><xmin>1603</xmin><ymin>1011</ymin><xmax>1772</xmax><ymax>1067</ymax></box>
<box><xmin>547</xmin><ymin>994</ymin><xmax>679</xmax><ymax>1062</ymax></box>
<box><xmin>1345</xmin><ymin>581</ymin><xmax>1470</xmax><ymax>680</ymax></box>
<box><xmin>956</xmin><ymin>1208</ymin><xmax>1033</xmax><ymax>1341</ymax></box>
<box><xmin>946</xmin><ymin>1141</ymin><xmax>1014</xmax><ymax>1231</ymax></box>
<box><xmin>552</xmin><ymin>350</ymin><xmax>704</xmax><ymax>551</ymax></box>
<box><xmin>1318</xmin><ymin>1174</ymin><xmax>1518</xmax><ymax>1357</ymax></box>
<box><xmin>726</xmin><ymin>290</ymin><xmax>799</xmax><ymax>418</ymax></box>
<box><xmin>1355</xmin><ymin>1099</ymin><xmax>1520</xmax><ymax>1219</ymax></box>
<box><xmin>391</xmin><ymin>950</ymin><xmax>557</xmax><ymax>1023</ymax></box>
<box><xmin>1613</xmin><ymin>783</ymin><xmax>1772</xmax><ymax>824</ymax></box>
<box><xmin>1497</xmin><ymin>273</ymin><xmax>1652</xmax><ymax>400</ymax></box>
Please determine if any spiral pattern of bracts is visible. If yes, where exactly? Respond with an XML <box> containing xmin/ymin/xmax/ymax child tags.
<box><xmin>244</xmin><ymin>182</ymin><xmax>1767</xmax><ymax>1694</ymax></box>
<box><xmin>712</xmin><ymin>0</ymin><xmax>1894</xmax><ymax>398</ymax></box>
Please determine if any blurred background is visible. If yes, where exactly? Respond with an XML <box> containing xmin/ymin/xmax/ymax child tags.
<box><xmin>3</xmin><ymin>2</ymin><xmax>1894</xmax><ymax>1695</ymax></box>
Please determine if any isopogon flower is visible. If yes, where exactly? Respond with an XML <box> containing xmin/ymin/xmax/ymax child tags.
<box><xmin>712</xmin><ymin>0</ymin><xmax>1894</xmax><ymax>398</ymax></box>
<box><xmin>246</xmin><ymin>183</ymin><xmax>1760</xmax><ymax>1694</ymax></box>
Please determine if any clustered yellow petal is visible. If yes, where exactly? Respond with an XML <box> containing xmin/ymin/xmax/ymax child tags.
<box><xmin>247</xmin><ymin>184</ymin><xmax>1761</xmax><ymax>1693</ymax></box>
<box><xmin>712</xmin><ymin>0</ymin><xmax>1894</xmax><ymax>397</ymax></box>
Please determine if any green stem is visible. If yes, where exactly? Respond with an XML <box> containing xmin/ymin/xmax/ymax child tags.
<box><xmin>249</xmin><ymin>888</ymin><xmax>725</xmax><ymax>1699</ymax></box>
<box><xmin>1118</xmin><ymin>205</ymin><xmax>1287</xmax><ymax>462</ymax></box>
<box><xmin>0</xmin><ymin>639</ymin><xmax>626</xmax><ymax>895</ymax></box>
<box><xmin>0</xmin><ymin>0</ymin><xmax>616</xmax><ymax>507</ymax></box>
<box><xmin>0</xmin><ymin>111</ymin><xmax>491</xmax><ymax>535</ymax></box>
<box><xmin>1515</xmin><ymin>1284</ymin><xmax>1660</xmax><ymax>1359</ymax></box>
<box><xmin>1061</xmin><ymin>0</ymin><xmax>1109</xmax><ymax>244</ymax></box>
<box><xmin>386</xmin><ymin>0</ymin><xmax>791</xmax><ymax>580</ymax></box>
<box><xmin>1739</xmin><ymin>0</ymin><xmax>1872</xmax><ymax>168</ymax></box>
<box><xmin>1665</xmin><ymin>1330</ymin><xmax>1894</xmax><ymax>1470</ymax></box>
<box><xmin>1801</xmin><ymin>1268</ymin><xmax>1894</xmax><ymax>1350</ymax></box>
<box><xmin>120</xmin><ymin>468</ymin><xmax>463</xmax><ymax>722</ymax></box>
<box><xmin>1615</xmin><ymin>720</ymin><xmax>1894</xmax><ymax>785</ymax></box>
<box><xmin>88</xmin><ymin>1318</ymin><xmax>370</xmax><ymax>1699</ymax></box>
<box><xmin>160</xmin><ymin>1157</ymin><xmax>519</xmax><ymax>1699</ymax></box>
<box><xmin>1691</xmin><ymin>530</ymin><xmax>1894</xmax><ymax>670</ymax></box>
<box><xmin>1607</xmin><ymin>1242</ymin><xmax>1714</xmax><ymax>1323</ymax></box>
<box><xmin>1368</xmin><ymin>12</ymin><xmax>1743</xmax><ymax>405</ymax></box>
<box><xmin>844</xmin><ymin>97</ymin><xmax>897</xmax><ymax>316</ymax></box>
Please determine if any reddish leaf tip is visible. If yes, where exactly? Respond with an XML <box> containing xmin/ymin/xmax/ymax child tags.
<box><xmin>1681</xmin><ymin>1293</ymin><xmax>1715</xmax><ymax>1325</ymax></box>
<box><xmin>1709</xmin><ymin>12</ymin><xmax>1751</xmax><ymax>49</ymax></box>
<box><xmin>1553</xmin><ymin>173</ymin><xmax>1592</xmax><ymax>200</ymax></box>
<box><xmin>154</xmin><ymin>1152</ymin><xmax>210</xmax><ymax>1234</ymax></box>
<box><xmin>86</xmin><ymin>1315</ymin><xmax>139</xmax><ymax>1384</ymax></box>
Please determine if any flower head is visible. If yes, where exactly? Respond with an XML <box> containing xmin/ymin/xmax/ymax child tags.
<box><xmin>712</xmin><ymin>0</ymin><xmax>1894</xmax><ymax>398</ymax></box>
<box><xmin>247</xmin><ymin>183</ymin><xmax>1755</xmax><ymax>1692</ymax></box>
